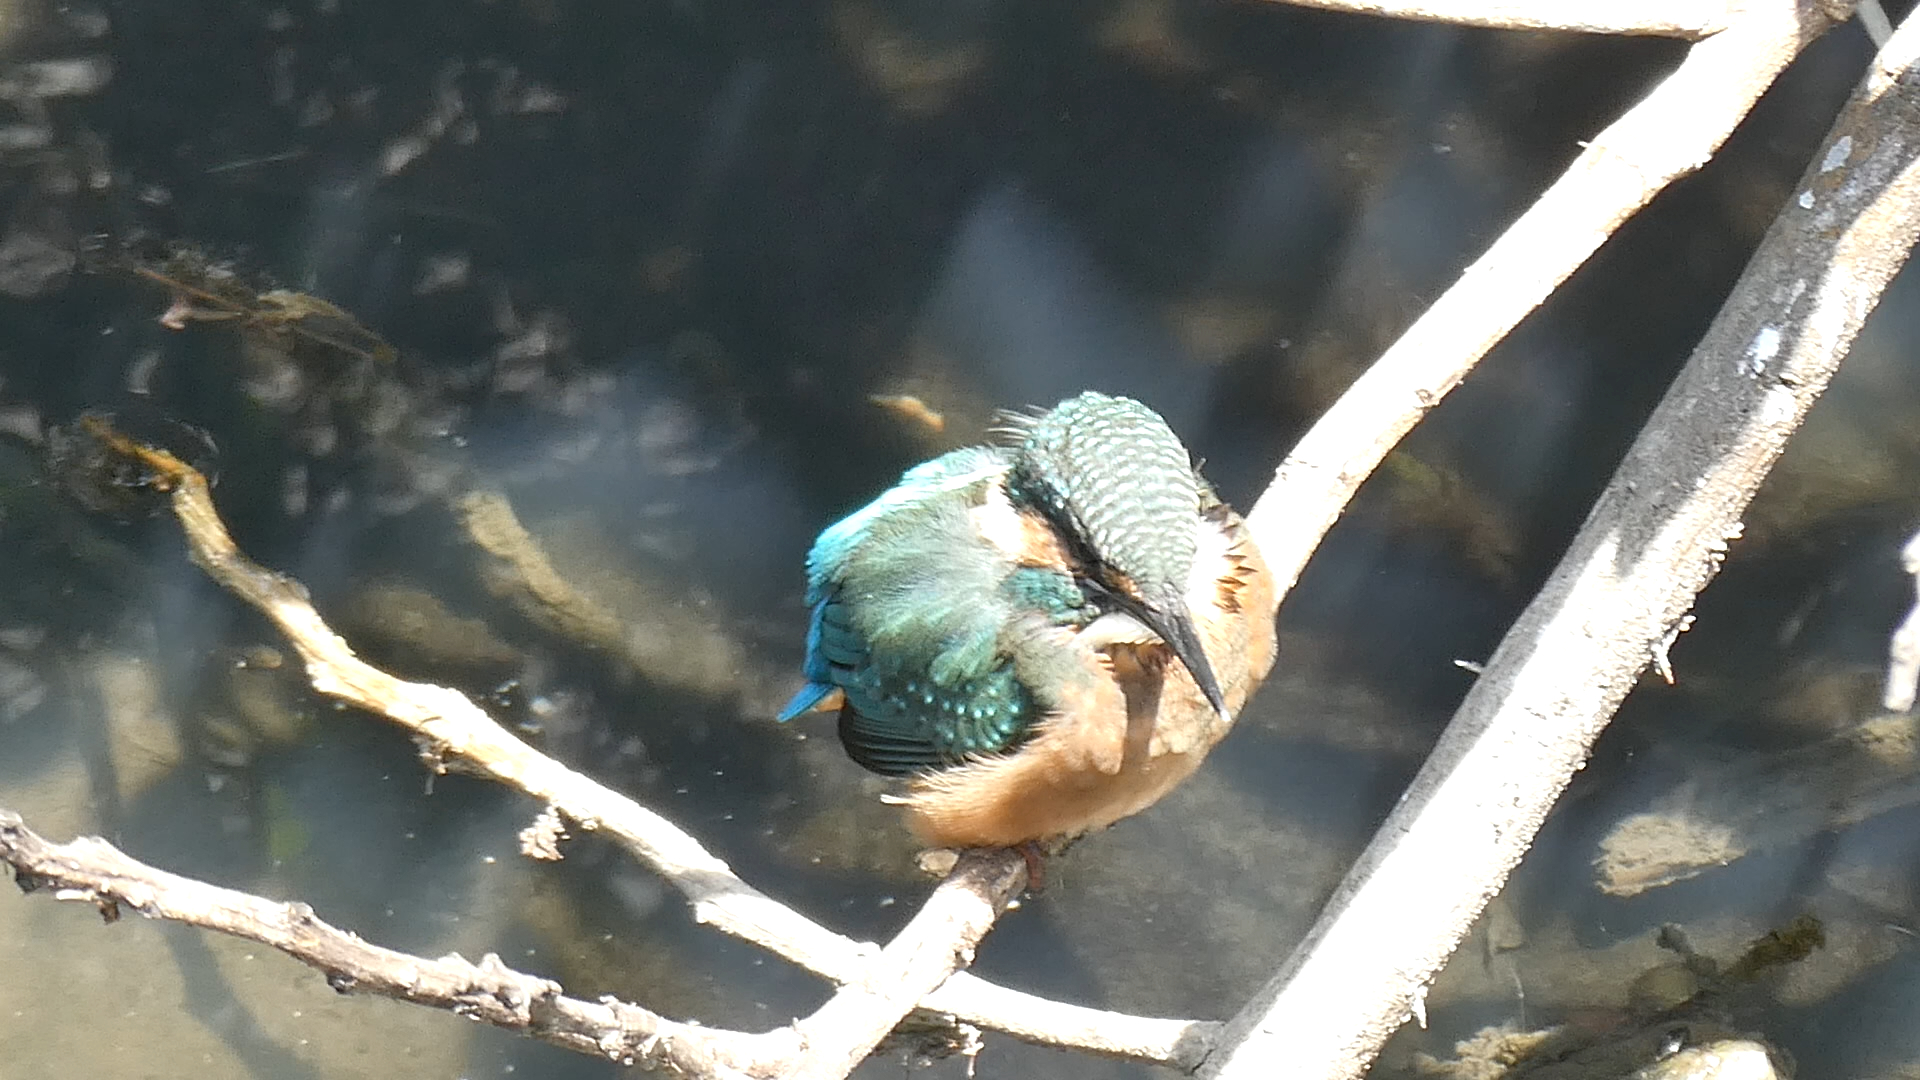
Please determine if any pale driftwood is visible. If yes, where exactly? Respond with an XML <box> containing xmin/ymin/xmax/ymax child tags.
<box><xmin>0</xmin><ymin>806</ymin><xmax>1034</xmax><ymax>1079</ymax></box>
<box><xmin>1208</xmin><ymin>9</ymin><xmax>1920</xmax><ymax>1078</ymax></box>
<box><xmin>0</xmin><ymin>809</ymin><xmax>789</xmax><ymax>1077</ymax></box>
<box><xmin>1261</xmin><ymin>0</ymin><xmax>1731</xmax><ymax>37</ymax></box>
<box><xmin>1243</xmin><ymin>0</ymin><xmax>1834</xmax><ymax>595</ymax></box>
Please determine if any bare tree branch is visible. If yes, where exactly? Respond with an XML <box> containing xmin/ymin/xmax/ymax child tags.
<box><xmin>25</xmin><ymin>799</ymin><xmax>1044</xmax><ymax>1080</ymax></box>
<box><xmin>0</xmin><ymin>809</ymin><xmax>792</xmax><ymax>1077</ymax></box>
<box><xmin>0</xmin><ymin>803</ymin><xmax>1038</xmax><ymax>1079</ymax></box>
<box><xmin>1211</xmin><ymin>8</ymin><xmax>1920</xmax><ymax>1078</ymax></box>
<box><xmin>1257</xmin><ymin>0</ymin><xmax>1733</xmax><ymax>38</ymax></box>
<box><xmin>1244</xmin><ymin>0</ymin><xmax>1834</xmax><ymax>595</ymax></box>
<box><xmin>914</xmin><ymin>975</ymin><xmax>1218</xmax><ymax>1071</ymax></box>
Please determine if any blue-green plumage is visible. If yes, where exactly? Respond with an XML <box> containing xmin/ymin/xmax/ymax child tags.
<box><xmin>778</xmin><ymin>446</ymin><xmax>1089</xmax><ymax>774</ymax></box>
<box><xmin>779</xmin><ymin>391</ymin><xmax>1225</xmax><ymax>780</ymax></box>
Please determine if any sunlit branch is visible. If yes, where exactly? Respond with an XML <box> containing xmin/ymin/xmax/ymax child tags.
<box><xmin>1257</xmin><ymin>0</ymin><xmax>1731</xmax><ymax>38</ymax></box>
<box><xmin>0</xmin><ymin>810</ymin><xmax>788</xmax><ymax>1076</ymax></box>
<box><xmin>0</xmin><ymin>805</ymin><xmax>1043</xmax><ymax>1080</ymax></box>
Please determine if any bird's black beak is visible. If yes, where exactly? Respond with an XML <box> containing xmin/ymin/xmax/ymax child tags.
<box><xmin>1113</xmin><ymin>588</ymin><xmax>1232</xmax><ymax>723</ymax></box>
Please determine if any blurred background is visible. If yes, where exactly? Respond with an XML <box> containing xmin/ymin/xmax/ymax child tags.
<box><xmin>1</xmin><ymin>0</ymin><xmax>1918</xmax><ymax>1076</ymax></box>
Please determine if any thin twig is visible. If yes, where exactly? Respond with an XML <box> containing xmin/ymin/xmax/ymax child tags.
<box><xmin>1210</xmin><ymin>8</ymin><xmax>1920</xmax><ymax>1078</ymax></box>
<box><xmin>0</xmin><ymin>809</ymin><xmax>790</xmax><ymax>1077</ymax></box>
<box><xmin>1258</xmin><ymin>0</ymin><xmax>1731</xmax><ymax>38</ymax></box>
<box><xmin>68</xmin><ymin>417</ymin><xmax>1215</xmax><ymax>1072</ymax></box>
<box><xmin>1244</xmin><ymin>0</ymin><xmax>1834</xmax><ymax>596</ymax></box>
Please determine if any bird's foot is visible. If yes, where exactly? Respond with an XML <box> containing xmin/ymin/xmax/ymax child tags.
<box><xmin>1018</xmin><ymin>841</ymin><xmax>1047</xmax><ymax>893</ymax></box>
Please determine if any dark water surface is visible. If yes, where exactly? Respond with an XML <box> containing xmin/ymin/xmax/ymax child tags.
<box><xmin>1</xmin><ymin>2</ymin><xmax>1919</xmax><ymax>1077</ymax></box>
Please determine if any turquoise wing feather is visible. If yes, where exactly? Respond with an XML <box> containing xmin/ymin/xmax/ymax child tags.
<box><xmin>779</xmin><ymin>447</ymin><xmax>1065</xmax><ymax>775</ymax></box>
<box><xmin>777</xmin><ymin>447</ymin><xmax>1006</xmax><ymax>724</ymax></box>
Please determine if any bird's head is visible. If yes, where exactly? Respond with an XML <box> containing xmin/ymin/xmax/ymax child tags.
<box><xmin>1004</xmin><ymin>392</ymin><xmax>1229</xmax><ymax>721</ymax></box>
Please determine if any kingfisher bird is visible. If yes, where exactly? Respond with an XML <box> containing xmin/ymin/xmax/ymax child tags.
<box><xmin>778</xmin><ymin>391</ymin><xmax>1278</xmax><ymax>850</ymax></box>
